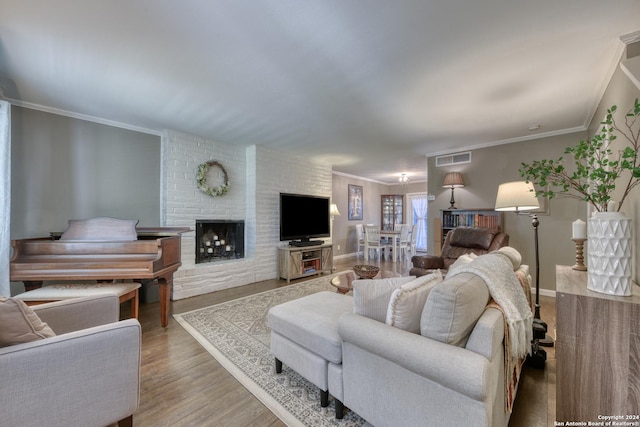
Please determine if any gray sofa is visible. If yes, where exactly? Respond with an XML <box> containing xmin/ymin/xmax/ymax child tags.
<box><xmin>337</xmin><ymin>275</ymin><xmax>509</xmax><ymax>426</ymax></box>
<box><xmin>270</xmin><ymin>252</ymin><xmax>531</xmax><ymax>427</ymax></box>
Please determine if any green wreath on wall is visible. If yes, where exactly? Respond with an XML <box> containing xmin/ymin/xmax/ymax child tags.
<box><xmin>196</xmin><ymin>160</ymin><xmax>230</xmax><ymax>197</ymax></box>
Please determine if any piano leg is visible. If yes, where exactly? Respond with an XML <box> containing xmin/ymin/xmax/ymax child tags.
<box><xmin>157</xmin><ymin>275</ymin><xmax>173</xmax><ymax>328</ymax></box>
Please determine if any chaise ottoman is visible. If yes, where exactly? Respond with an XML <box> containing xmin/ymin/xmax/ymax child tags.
<box><xmin>268</xmin><ymin>291</ymin><xmax>353</xmax><ymax>417</ymax></box>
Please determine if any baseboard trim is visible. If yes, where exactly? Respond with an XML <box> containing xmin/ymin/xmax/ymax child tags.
<box><xmin>334</xmin><ymin>252</ymin><xmax>359</xmax><ymax>260</ymax></box>
<box><xmin>536</xmin><ymin>288</ymin><xmax>556</xmax><ymax>298</ymax></box>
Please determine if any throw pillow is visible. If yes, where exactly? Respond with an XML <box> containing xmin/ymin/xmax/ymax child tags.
<box><xmin>386</xmin><ymin>270</ymin><xmax>443</xmax><ymax>333</ymax></box>
<box><xmin>0</xmin><ymin>297</ymin><xmax>56</xmax><ymax>347</ymax></box>
<box><xmin>421</xmin><ymin>272</ymin><xmax>490</xmax><ymax>347</ymax></box>
<box><xmin>352</xmin><ymin>276</ymin><xmax>416</xmax><ymax>323</ymax></box>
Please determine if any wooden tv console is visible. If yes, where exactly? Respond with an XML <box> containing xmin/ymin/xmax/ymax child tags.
<box><xmin>278</xmin><ymin>243</ymin><xmax>333</xmax><ymax>283</ymax></box>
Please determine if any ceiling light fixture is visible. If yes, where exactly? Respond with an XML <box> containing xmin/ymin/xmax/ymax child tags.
<box><xmin>399</xmin><ymin>174</ymin><xmax>410</xmax><ymax>185</ymax></box>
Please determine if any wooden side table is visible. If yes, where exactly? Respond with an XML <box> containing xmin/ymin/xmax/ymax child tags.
<box><xmin>556</xmin><ymin>265</ymin><xmax>640</xmax><ymax>422</ymax></box>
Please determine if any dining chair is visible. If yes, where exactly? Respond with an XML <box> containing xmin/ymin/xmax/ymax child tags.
<box><xmin>355</xmin><ymin>224</ymin><xmax>366</xmax><ymax>258</ymax></box>
<box><xmin>397</xmin><ymin>224</ymin><xmax>412</xmax><ymax>261</ymax></box>
<box><xmin>409</xmin><ymin>224</ymin><xmax>418</xmax><ymax>256</ymax></box>
<box><xmin>364</xmin><ymin>225</ymin><xmax>388</xmax><ymax>262</ymax></box>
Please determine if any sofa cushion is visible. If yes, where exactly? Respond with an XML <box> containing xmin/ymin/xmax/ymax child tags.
<box><xmin>0</xmin><ymin>297</ymin><xmax>56</xmax><ymax>347</ymax></box>
<box><xmin>352</xmin><ymin>276</ymin><xmax>416</xmax><ymax>323</ymax></box>
<box><xmin>386</xmin><ymin>271</ymin><xmax>443</xmax><ymax>333</ymax></box>
<box><xmin>420</xmin><ymin>272</ymin><xmax>490</xmax><ymax>347</ymax></box>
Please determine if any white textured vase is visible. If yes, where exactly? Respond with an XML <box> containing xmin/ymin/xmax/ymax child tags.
<box><xmin>587</xmin><ymin>211</ymin><xmax>633</xmax><ymax>296</ymax></box>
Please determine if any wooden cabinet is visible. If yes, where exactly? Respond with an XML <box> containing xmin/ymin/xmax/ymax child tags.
<box><xmin>381</xmin><ymin>195</ymin><xmax>403</xmax><ymax>231</ymax></box>
<box><xmin>278</xmin><ymin>244</ymin><xmax>333</xmax><ymax>283</ymax></box>
<box><xmin>556</xmin><ymin>265</ymin><xmax>640</xmax><ymax>422</ymax></box>
<box><xmin>440</xmin><ymin>209</ymin><xmax>502</xmax><ymax>246</ymax></box>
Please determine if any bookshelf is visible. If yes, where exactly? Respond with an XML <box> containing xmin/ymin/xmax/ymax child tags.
<box><xmin>440</xmin><ymin>209</ymin><xmax>503</xmax><ymax>246</ymax></box>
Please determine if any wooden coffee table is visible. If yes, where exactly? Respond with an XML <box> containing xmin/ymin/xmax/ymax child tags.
<box><xmin>330</xmin><ymin>270</ymin><xmax>402</xmax><ymax>294</ymax></box>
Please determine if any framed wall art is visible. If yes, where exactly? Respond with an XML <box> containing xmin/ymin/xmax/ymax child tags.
<box><xmin>348</xmin><ymin>184</ymin><xmax>363</xmax><ymax>220</ymax></box>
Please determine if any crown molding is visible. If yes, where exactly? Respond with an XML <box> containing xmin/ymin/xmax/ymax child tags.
<box><xmin>331</xmin><ymin>170</ymin><xmax>388</xmax><ymax>185</ymax></box>
<box><xmin>621</xmin><ymin>55</ymin><xmax>640</xmax><ymax>90</ymax></box>
<box><xmin>5</xmin><ymin>98</ymin><xmax>163</xmax><ymax>136</ymax></box>
<box><xmin>425</xmin><ymin>125</ymin><xmax>586</xmax><ymax>159</ymax></box>
<box><xmin>620</xmin><ymin>30</ymin><xmax>640</xmax><ymax>45</ymax></box>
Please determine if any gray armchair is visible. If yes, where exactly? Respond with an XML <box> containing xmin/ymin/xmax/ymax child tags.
<box><xmin>0</xmin><ymin>294</ymin><xmax>141</xmax><ymax>427</ymax></box>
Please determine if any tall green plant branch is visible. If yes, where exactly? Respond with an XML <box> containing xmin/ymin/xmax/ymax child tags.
<box><xmin>519</xmin><ymin>98</ymin><xmax>640</xmax><ymax>212</ymax></box>
<box><xmin>613</xmin><ymin>99</ymin><xmax>640</xmax><ymax>209</ymax></box>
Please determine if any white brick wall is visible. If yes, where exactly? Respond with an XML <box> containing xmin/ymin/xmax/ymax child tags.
<box><xmin>162</xmin><ymin>131</ymin><xmax>332</xmax><ymax>299</ymax></box>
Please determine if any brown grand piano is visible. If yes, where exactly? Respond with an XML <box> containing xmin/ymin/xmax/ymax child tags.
<box><xmin>10</xmin><ymin>219</ymin><xmax>189</xmax><ymax>328</ymax></box>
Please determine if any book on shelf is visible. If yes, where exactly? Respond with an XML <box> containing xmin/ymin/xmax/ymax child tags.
<box><xmin>442</xmin><ymin>211</ymin><xmax>500</xmax><ymax>230</ymax></box>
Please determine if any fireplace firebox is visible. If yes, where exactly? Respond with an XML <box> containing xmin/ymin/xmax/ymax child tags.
<box><xmin>195</xmin><ymin>220</ymin><xmax>244</xmax><ymax>264</ymax></box>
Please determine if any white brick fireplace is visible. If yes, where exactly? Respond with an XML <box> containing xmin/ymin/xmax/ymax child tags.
<box><xmin>161</xmin><ymin>130</ymin><xmax>332</xmax><ymax>300</ymax></box>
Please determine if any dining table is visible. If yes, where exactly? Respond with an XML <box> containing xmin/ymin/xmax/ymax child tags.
<box><xmin>380</xmin><ymin>229</ymin><xmax>400</xmax><ymax>262</ymax></box>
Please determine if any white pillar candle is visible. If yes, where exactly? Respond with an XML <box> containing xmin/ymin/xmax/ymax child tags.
<box><xmin>207</xmin><ymin>247</ymin><xmax>213</xmax><ymax>254</ymax></box>
<box><xmin>205</xmin><ymin>240</ymin><xmax>211</xmax><ymax>246</ymax></box>
<box><xmin>220</xmin><ymin>239</ymin><xmax>225</xmax><ymax>245</ymax></box>
<box><xmin>213</xmin><ymin>235</ymin><xmax>219</xmax><ymax>240</ymax></box>
<box><xmin>572</xmin><ymin>219</ymin><xmax>586</xmax><ymax>239</ymax></box>
<box><xmin>225</xmin><ymin>245</ymin><xmax>231</xmax><ymax>251</ymax></box>
<box><xmin>215</xmin><ymin>241</ymin><xmax>221</xmax><ymax>246</ymax></box>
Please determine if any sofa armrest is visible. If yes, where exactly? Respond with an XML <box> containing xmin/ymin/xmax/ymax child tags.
<box><xmin>411</xmin><ymin>255</ymin><xmax>444</xmax><ymax>270</ymax></box>
<box><xmin>465</xmin><ymin>307</ymin><xmax>504</xmax><ymax>360</ymax></box>
<box><xmin>33</xmin><ymin>294</ymin><xmax>120</xmax><ymax>334</ymax></box>
<box><xmin>0</xmin><ymin>319</ymin><xmax>141</xmax><ymax>426</ymax></box>
<box><xmin>339</xmin><ymin>313</ymin><xmax>489</xmax><ymax>401</ymax></box>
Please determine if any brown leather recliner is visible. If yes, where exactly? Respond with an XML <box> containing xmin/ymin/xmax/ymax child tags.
<box><xmin>410</xmin><ymin>227</ymin><xmax>509</xmax><ymax>277</ymax></box>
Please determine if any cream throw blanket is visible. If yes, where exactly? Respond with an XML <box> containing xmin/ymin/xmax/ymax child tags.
<box><xmin>447</xmin><ymin>252</ymin><xmax>533</xmax><ymax>359</ymax></box>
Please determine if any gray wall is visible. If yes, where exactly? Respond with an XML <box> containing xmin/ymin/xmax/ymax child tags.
<box><xmin>428</xmin><ymin>134</ymin><xmax>587</xmax><ymax>293</ymax></box>
<box><xmin>10</xmin><ymin>107</ymin><xmax>161</xmax><ymax>238</ymax></box>
<box><xmin>426</xmin><ymin>45</ymin><xmax>640</xmax><ymax>291</ymax></box>
<box><xmin>592</xmin><ymin>47</ymin><xmax>640</xmax><ymax>284</ymax></box>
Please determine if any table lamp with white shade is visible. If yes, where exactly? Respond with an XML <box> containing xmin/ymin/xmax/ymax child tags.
<box><xmin>330</xmin><ymin>203</ymin><xmax>341</xmax><ymax>221</ymax></box>
<box><xmin>442</xmin><ymin>172</ymin><xmax>464</xmax><ymax>209</ymax></box>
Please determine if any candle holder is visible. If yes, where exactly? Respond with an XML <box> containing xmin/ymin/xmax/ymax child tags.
<box><xmin>572</xmin><ymin>238</ymin><xmax>587</xmax><ymax>271</ymax></box>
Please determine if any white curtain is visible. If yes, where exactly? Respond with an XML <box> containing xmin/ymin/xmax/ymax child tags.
<box><xmin>410</xmin><ymin>194</ymin><xmax>428</xmax><ymax>251</ymax></box>
<box><xmin>0</xmin><ymin>100</ymin><xmax>10</xmax><ymax>297</ymax></box>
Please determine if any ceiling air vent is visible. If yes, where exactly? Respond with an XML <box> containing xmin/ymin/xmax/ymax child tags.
<box><xmin>435</xmin><ymin>151</ymin><xmax>471</xmax><ymax>167</ymax></box>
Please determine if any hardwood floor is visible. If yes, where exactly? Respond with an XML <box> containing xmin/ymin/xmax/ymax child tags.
<box><xmin>127</xmin><ymin>256</ymin><xmax>556</xmax><ymax>427</ymax></box>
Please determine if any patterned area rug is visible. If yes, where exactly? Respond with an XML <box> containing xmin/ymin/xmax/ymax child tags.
<box><xmin>174</xmin><ymin>272</ymin><xmax>369</xmax><ymax>427</ymax></box>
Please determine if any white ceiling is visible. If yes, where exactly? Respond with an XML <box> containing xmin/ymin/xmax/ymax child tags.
<box><xmin>1</xmin><ymin>1</ymin><xmax>639</xmax><ymax>183</ymax></box>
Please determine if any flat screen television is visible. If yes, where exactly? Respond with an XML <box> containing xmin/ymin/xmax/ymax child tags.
<box><xmin>280</xmin><ymin>193</ymin><xmax>330</xmax><ymax>246</ymax></box>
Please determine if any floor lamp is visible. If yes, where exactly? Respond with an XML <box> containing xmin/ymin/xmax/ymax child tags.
<box><xmin>495</xmin><ymin>181</ymin><xmax>549</xmax><ymax>369</ymax></box>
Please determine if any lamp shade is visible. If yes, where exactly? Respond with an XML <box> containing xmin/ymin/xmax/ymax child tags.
<box><xmin>442</xmin><ymin>172</ymin><xmax>464</xmax><ymax>188</ymax></box>
<box><xmin>330</xmin><ymin>203</ymin><xmax>341</xmax><ymax>216</ymax></box>
<box><xmin>494</xmin><ymin>181</ymin><xmax>540</xmax><ymax>211</ymax></box>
